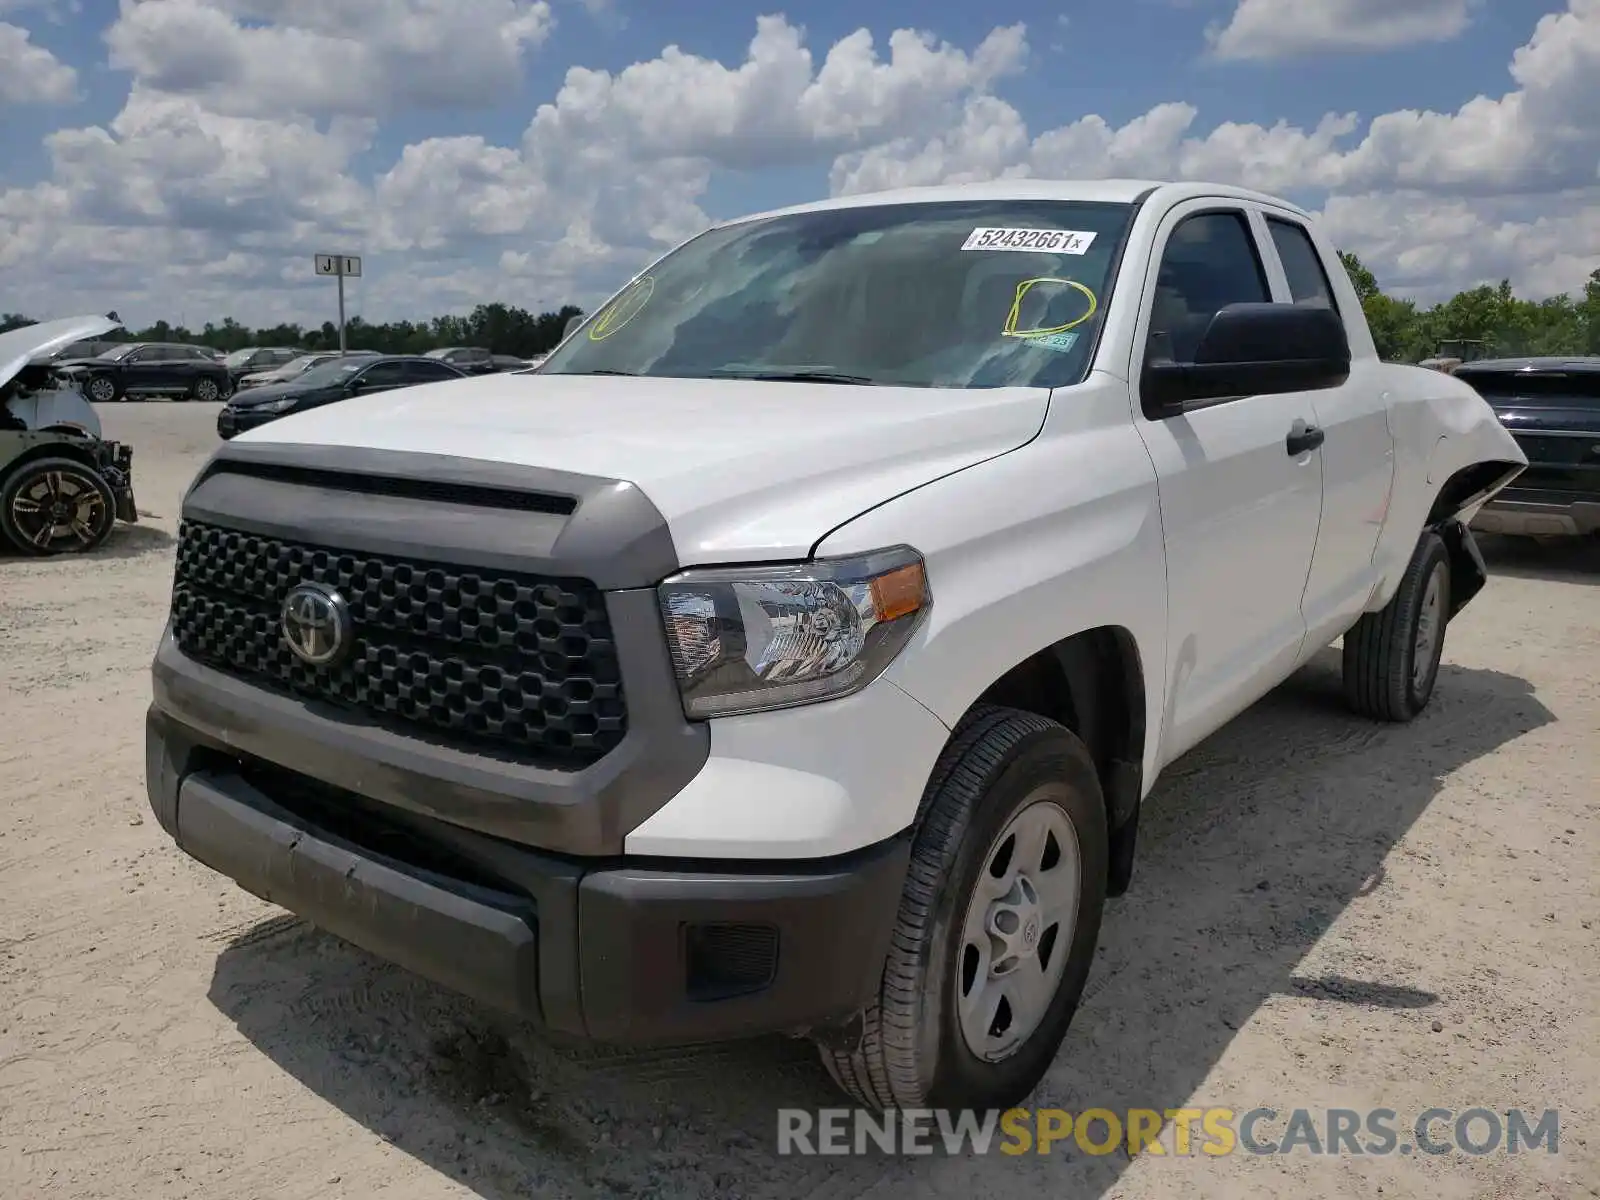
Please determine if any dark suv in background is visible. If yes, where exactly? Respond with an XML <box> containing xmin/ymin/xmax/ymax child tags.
<box><xmin>1458</xmin><ymin>356</ymin><xmax>1600</xmax><ymax>539</ymax></box>
<box><xmin>221</xmin><ymin>347</ymin><xmax>302</xmax><ymax>389</ymax></box>
<box><xmin>424</xmin><ymin>346</ymin><xmax>528</xmax><ymax>375</ymax></box>
<box><xmin>55</xmin><ymin>342</ymin><xmax>234</xmax><ymax>403</ymax></box>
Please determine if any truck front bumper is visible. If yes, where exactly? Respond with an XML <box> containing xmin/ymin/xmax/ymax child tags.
<box><xmin>146</xmin><ymin>703</ymin><xmax>909</xmax><ymax>1045</ymax></box>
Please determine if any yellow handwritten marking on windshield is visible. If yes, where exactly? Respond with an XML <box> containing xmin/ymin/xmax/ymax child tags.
<box><xmin>1001</xmin><ymin>277</ymin><xmax>1098</xmax><ymax>337</ymax></box>
<box><xmin>589</xmin><ymin>275</ymin><xmax>655</xmax><ymax>340</ymax></box>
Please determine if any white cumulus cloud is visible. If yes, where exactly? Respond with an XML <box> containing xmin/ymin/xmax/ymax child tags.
<box><xmin>1209</xmin><ymin>0</ymin><xmax>1483</xmax><ymax>60</ymax></box>
<box><xmin>1</xmin><ymin>2</ymin><xmax>1597</xmax><ymax>328</ymax></box>
<box><xmin>0</xmin><ymin>20</ymin><xmax>78</xmax><ymax>104</ymax></box>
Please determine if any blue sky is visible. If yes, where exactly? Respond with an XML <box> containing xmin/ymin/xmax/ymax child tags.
<box><xmin>1</xmin><ymin>0</ymin><xmax>1595</xmax><ymax>326</ymax></box>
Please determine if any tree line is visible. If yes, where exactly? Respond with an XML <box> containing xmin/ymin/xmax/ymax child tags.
<box><xmin>1338</xmin><ymin>255</ymin><xmax>1600</xmax><ymax>362</ymax></box>
<box><xmin>6</xmin><ymin>258</ymin><xmax>1600</xmax><ymax>362</ymax></box>
<box><xmin>0</xmin><ymin>302</ymin><xmax>586</xmax><ymax>361</ymax></box>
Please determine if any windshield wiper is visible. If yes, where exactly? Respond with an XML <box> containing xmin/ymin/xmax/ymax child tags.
<box><xmin>561</xmin><ymin>368</ymin><xmax>638</xmax><ymax>376</ymax></box>
<box><xmin>707</xmin><ymin>368</ymin><xmax>880</xmax><ymax>385</ymax></box>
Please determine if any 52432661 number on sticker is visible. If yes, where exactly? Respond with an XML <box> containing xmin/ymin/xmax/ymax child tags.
<box><xmin>961</xmin><ymin>228</ymin><xmax>1097</xmax><ymax>254</ymax></box>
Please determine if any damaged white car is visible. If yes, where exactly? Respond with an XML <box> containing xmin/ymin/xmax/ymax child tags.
<box><xmin>0</xmin><ymin>315</ymin><xmax>139</xmax><ymax>554</ymax></box>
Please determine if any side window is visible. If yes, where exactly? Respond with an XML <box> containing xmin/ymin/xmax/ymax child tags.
<box><xmin>358</xmin><ymin>362</ymin><xmax>409</xmax><ymax>387</ymax></box>
<box><xmin>406</xmin><ymin>361</ymin><xmax>463</xmax><ymax>383</ymax></box>
<box><xmin>124</xmin><ymin>346</ymin><xmax>151</xmax><ymax>362</ymax></box>
<box><xmin>1266</xmin><ymin>218</ymin><xmax>1338</xmax><ymax>310</ymax></box>
<box><xmin>1148</xmin><ymin>210</ymin><xmax>1269</xmax><ymax>364</ymax></box>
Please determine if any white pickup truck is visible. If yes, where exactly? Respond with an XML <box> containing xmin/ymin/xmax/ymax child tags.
<box><xmin>146</xmin><ymin>179</ymin><xmax>1525</xmax><ymax>1113</ymax></box>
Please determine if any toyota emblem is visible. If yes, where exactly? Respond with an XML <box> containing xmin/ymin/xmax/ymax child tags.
<box><xmin>281</xmin><ymin>582</ymin><xmax>351</xmax><ymax>666</ymax></box>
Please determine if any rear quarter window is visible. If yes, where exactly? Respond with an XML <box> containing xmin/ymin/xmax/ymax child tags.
<box><xmin>1266</xmin><ymin>218</ymin><xmax>1339</xmax><ymax>311</ymax></box>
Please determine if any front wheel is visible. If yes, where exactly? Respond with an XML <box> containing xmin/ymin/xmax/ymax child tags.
<box><xmin>816</xmin><ymin>705</ymin><xmax>1108</xmax><ymax>1112</ymax></box>
<box><xmin>1343</xmin><ymin>530</ymin><xmax>1451</xmax><ymax>722</ymax></box>
<box><xmin>0</xmin><ymin>456</ymin><xmax>117</xmax><ymax>555</ymax></box>
<box><xmin>85</xmin><ymin>375</ymin><xmax>120</xmax><ymax>404</ymax></box>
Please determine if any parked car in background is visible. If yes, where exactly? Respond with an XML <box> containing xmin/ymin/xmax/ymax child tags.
<box><xmin>54</xmin><ymin>342</ymin><xmax>234</xmax><ymax>403</ymax></box>
<box><xmin>1456</xmin><ymin>357</ymin><xmax>1600</xmax><ymax>539</ymax></box>
<box><xmin>235</xmin><ymin>350</ymin><xmax>379</xmax><ymax>393</ymax></box>
<box><xmin>1</xmin><ymin>315</ymin><xmax>139</xmax><ymax>555</ymax></box>
<box><xmin>222</xmin><ymin>347</ymin><xmax>303</xmax><ymax>389</ymax></box>
<box><xmin>36</xmin><ymin>338</ymin><xmax>125</xmax><ymax>364</ymax></box>
<box><xmin>423</xmin><ymin>346</ymin><xmax>495</xmax><ymax>374</ymax></box>
<box><xmin>216</xmin><ymin>354</ymin><xmax>468</xmax><ymax>438</ymax></box>
<box><xmin>422</xmin><ymin>346</ymin><xmax>526</xmax><ymax>375</ymax></box>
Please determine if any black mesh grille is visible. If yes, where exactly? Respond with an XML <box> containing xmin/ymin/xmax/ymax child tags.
<box><xmin>170</xmin><ymin>519</ymin><xmax>626</xmax><ymax>765</ymax></box>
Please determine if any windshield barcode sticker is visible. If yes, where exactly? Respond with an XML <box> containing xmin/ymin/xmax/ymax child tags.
<box><xmin>962</xmin><ymin>228</ymin><xmax>1096</xmax><ymax>254</ymax></box>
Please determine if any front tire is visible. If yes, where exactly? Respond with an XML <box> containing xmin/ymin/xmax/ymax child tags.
<box><xmin>1342</xmin><ymin>530</ymin><xmax>1451</xmax><ymax>722</ymax></box>
<box><xmin>817</xmin><ymin>705</ymin><xmax>1108</xmax><ymax>1112</ymax></box>
<box><xmin>85</xmin><ymin>375</ymin><xmax>121</xmax><ymax>404</ymax></box>
<box><xmin>0</xmin><ymin>457</ymin><xmax>117</xmax><ymax>556</ymax></box>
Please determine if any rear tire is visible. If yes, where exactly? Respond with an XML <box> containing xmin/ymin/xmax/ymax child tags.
<box><xmin>1342</xmin><ymin>530</ymin><xmax>1451</xmax><ymax>722</ymax></box>
<box><xmin>192</xmin><ymin>376</ymin><xmax>222</xmax><ymax>403</ymax></box>
<box><xmin>816</xmin><ymin>705</ymin><xmax>1108</xmax><ymax>1112</ymax></box>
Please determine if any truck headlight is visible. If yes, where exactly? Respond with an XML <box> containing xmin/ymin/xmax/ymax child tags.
<box><xmin>658</xmin><ymin>546</ymin><xmax>930</xmax><ymax>719</ymax></box>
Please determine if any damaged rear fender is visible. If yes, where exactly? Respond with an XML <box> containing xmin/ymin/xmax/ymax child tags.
<box><xmin>1367</xmin><ymin>364</ymin><xmax>1526</xmax><ymax>613</ymax></box>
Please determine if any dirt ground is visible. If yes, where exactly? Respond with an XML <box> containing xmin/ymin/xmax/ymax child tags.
<box><xmin>1</xmin><ymin>401</ymin><xmax>1596</xmax><ymax>1200</ymax></box>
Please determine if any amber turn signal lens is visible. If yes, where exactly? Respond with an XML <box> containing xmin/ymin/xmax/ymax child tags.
<box><xmin>869</xmin><ymin>562</ymin><xmax>927</xmax><ymax>623</ymax></box>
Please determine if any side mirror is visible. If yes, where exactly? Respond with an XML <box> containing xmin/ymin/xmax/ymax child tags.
<box><xmin>1142</xmin><ymin>303</ymin><xmax>1351</xmax><ymax>415</ymax></box>
<box><xmin>563</xmin><ymin>313</ymin><xmax>584</xmax><ymax>340</ymax></box>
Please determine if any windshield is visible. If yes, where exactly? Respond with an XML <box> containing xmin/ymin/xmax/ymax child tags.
<box><xmin>540</xmin><ymin>199</ymin><xmax>1135</xmax><ymax>389</ymax></box>
<box><xmin>294</xmin><ymin>358</ymin><xmax>369</xmax><ymax>387</ymax></box>
<box><xmin>223</xmin><ymin>349</ymin><xmax>257</xmax><ymax>367</ymax></box>
<box><xmin>280</xmin><ymin>355</ymin><xmax>326</xmax><ymax>374</ymax></box>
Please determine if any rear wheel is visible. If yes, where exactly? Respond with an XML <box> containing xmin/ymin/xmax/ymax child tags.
<box><xmin>192</xmin><ymin>376</ymin><xmax>221</xmax><ymax>403</ymax></box>
<box><xmin>816</xmin><ymin>705</ymin><xmax>1107</xmax><ymax>1111</ymax></box>
<box><xmin>1343</xmin><ymin>530</ymin><xmax>1451</xmax><ymax>721</ymax></box>
<box><xmin>0</xmin><ymin>457</ymin><xmax>117</xmax><ymax>556</ymax></box>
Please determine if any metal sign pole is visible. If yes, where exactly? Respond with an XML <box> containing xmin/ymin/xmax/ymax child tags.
<box><xmin>314</xmin><ymin>253</ymin><xmax>362</xmax><ymax>357</ymax></box>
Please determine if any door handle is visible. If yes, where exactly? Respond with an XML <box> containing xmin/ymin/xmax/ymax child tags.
<box><xmin>1286</xmin><ymin>419</ymin><xmax>1325</xmax><ymax>456</ymax></box>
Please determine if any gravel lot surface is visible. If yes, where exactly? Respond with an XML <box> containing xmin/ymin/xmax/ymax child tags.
<box><xmin>2</xmin><ymin>401</ymin><xmax>1596</xmax><ymax>1199</ymax></box>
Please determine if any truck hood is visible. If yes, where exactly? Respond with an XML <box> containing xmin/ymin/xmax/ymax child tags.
<box><xmin>1</xmin><ymin>315</ymin><xmax>122</xmax><ymax>393</ymax></box>
<box><xmin>239</xmin><ymin>372</ymin><xmax>1051</xmax><ymax>563</ymax></box>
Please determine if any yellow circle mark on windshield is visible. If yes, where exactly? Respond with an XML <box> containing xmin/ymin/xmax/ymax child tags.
<box><xmin>589</xmin><ymin>275</ymin><xmax>655</xmax><ymax>340</ymax></box>
<box><xmin>1001</xmin><ymin>277</ymin><xmax>1098</xmax><ymax>338</ymax></box>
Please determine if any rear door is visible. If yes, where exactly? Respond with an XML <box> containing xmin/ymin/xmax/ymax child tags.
<box><xmin>169</xmin><ymin>346</ymin><xmax>206</xmax><ymax>390</ymax></box>
<box><xmin>1255</xmin><ymin>209</ymin><xmax>1397</xmax><ymax>645</ymax></box>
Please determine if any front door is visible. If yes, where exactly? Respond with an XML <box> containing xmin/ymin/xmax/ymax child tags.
<box><xmin>120</xmin><ymin>346</ymin><xmax>166</xmax><ymax>393</ymax></box>
<box><xmin>1129</xmin><ymin>202</ymin><xmax>1326</xmax><ymax>765</ymax></box>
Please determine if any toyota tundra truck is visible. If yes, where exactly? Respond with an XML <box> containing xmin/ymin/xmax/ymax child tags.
<box><xmin>145</xmin><ymin>180</ymin><xmax>1525</xmax><ymax>1112</ymax></box>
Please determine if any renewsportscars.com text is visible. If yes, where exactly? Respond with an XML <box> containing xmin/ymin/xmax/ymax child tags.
<box><xmin>776</xmin><ymin>1107</ymin><xmax>1562</xmax><ymax>1158</ymax></box>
